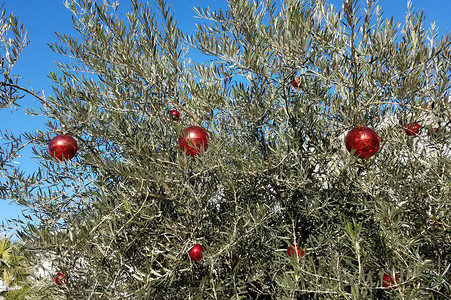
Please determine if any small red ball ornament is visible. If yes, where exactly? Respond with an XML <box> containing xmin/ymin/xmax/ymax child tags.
<box><xmin>404</xmin><ymin>123</ymin><xmax>421</xmax><ymax>136</ymax></box>
<box><xmin>48</xmin><ymin>134</ymin><xmax>78</xmax><ymax>161</ymax></box>
<box><xmin>188</xmin><ymin>243</ymin><xmax>204</xmax><ymax>261</ymax></box>
<box><xmin>382</xmin><ymin>272</ymin><xmax>399</xmax><ymax>289</ymax></box>
<box><xmin>54</xmin><ymin>272</ymin><xmax>67</xmax><ymax>286</ymax></box>
<box><xmin>345</xmin><ymin>127</ymin><xmax>380</xmax><ymax>159</ymax></box>
<box><xmin>170</xmin><ymin>109</ymin><xmax>180</xmax><ymax>121</ymax></box>
<box><xmin>287</xmin><ymin>244</ymin><xmax>305</xmax><ymax>257</ymax></box>
<box><xmin>291</xmin><ymin>76</ymin><xmax>302</xmax><ymax>89</ymax></box>
<box><xmin>178</xmin><ymin>126</ymin><xmax>209</xmax><ymax>156</ymax></box>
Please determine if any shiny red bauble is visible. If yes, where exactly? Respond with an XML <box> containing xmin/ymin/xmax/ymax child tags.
<box><xmin>382</xmin><ymin>272</ymin><xmax>399</xmax><ymax>289</ymax></box>
<box><xmin>404</xmin><ymin>122</ymin><xmax>421</xmax><ymax>136</ymax></box>
<box><xmin>287</xmin><ymin>244</ymin><xmax>305</xmax><ymax>257</ymax></box>
<box><xmin>178</xmin><ymin>126</ymin><xmax>209</xmax><ymax>156</ymax></box>
<box><xmin>345</xmin><ymin>127</ymin><xmax>380</xmax><ymax>159</ymax></box>
<box><xmin>291</xmin><ymin>76</ymin><xmax>302</xmax><ymax>89</ymax></box>
<box><xmin>54</xmin><ymin>272</ymin><xmax>67</xmax><ymax>286</ymax></box>
<box><xmin>188</xmin><ymin>243</ymin><xmax>204</xmax><ymax>261</ymax></box>
<box><xmin>48</xmin><ymin>134</ymin><xmax>78</xmax><ymax>161</ymax></box>
<box><xmin>170</xmin><ymin>109</ymin><xmax>180</xmax><ymax>121</ymax></box>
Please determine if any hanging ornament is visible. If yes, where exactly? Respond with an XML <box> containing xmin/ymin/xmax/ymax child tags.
<box><xmin>48</xmin><ymin>133</ymin><xmax>78</xmax><ymax>161</ymax></box>
<box><xmin>54</xmin><ymin>271</ymin><xmax>67</xmax><ymax>286</ymax></box>
<box><xmin>287</xmin><ymin>244</ymin><xmax>305</xmax><ymax>257</ymax></box>
<box><xmin>382</xmin><ymin>272</ymin><xmax>399</xmax><ymax>289</ymax></box>
<box><xmin>188</xmin><ymin>243</ymin><xmax>204</xmax><ymax>261</ymax></box>
<box><xmin>345</xmin><ymin>127</ymin><xmax>380</xmax><ymax>159</ymax></box>
<box><xmin>431</xmin><ymin>217</ymin><xmax>443</xmax><ymax>227</ymax></box>
<box><xmin>291</xmin><ymin>75</ymin><xmax>302</xmax><ymax>90</ymax></box>
<box><xmin>179</xmin><ymin>126</ymin><xmax>209</xmax><ymax>156</ymax></box>
<box><xmin>404</xmin><ymin>122</ymin><xmax>421</xmax><ymax>136</ymax></box>
<box><xmin>170</xmin><ymin>109</ymin><xmax>180</xmax><ymax>121</ymax></box>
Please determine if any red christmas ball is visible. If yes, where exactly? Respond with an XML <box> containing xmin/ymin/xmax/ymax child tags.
<box><xmin>404</xmin><ymin>122</ymin><xmax>421</xmax><ymax>136</ymax></box>
<box><xmin>188</xmin><ymin>243</ymin><xmax>204</xmax><ymax>261</ymax></box>
<box><xmin>170</xmin><ymin>109</ymin><xmax>180</xmax><ymax>121</ymax></box>
<box><xmin>178</xmin><ymin>126</ymin><xmax>209</xmax><ymax>156</ymax></box>
<box><xmin>287</xmin><ymin>244</ymin><xmax>305</xmax><ymax>257</ymax></box>
<box><xmin>54</xmin><ymin>272</ymin><xmax>67</xmax><ymax>286</ymax></box>
<box><xmin>291</xmin><ymin>76</ymin><xmax>302</xmax><ymax>89</ymax></box>
<box><xmin>48</xmin><ymin>134</ymin><xmax>78</xmax><ymax>161</ymax></box>
<box><xmin>382</xmin><ymin>272</ymin><xmax>399</xmax><ymax>289</ymax></box>
<box><xmin>345</xmin><ymin>127</ymin><xmax>380</xmax><ymax>159</ymax></box>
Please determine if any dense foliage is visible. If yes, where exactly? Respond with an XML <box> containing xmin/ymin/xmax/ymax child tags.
<box><xmin>3</xmin><ymin>286</ymin><xmax>31</xmax><ymax>300</ymax></box>
<box><xmin>0</xmin><ymin>0</ymin><xmax>450</xmax><ymax>299</ymax></box>
<box><xmin>0</xmin><ymin>238</ymin><xmax>29</xmax><ymax>290</ymax></box>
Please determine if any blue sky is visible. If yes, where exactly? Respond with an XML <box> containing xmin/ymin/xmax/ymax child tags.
<box><xmin>0</xmin><ymin>0</ymin><xmax>450</xmax><ymax>235</ymax></box>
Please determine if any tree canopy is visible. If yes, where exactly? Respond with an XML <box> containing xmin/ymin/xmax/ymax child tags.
<box><xmin>0</xmin><ymin>0</ymin><xmax>450</xmax><ymax>299</ymax></box>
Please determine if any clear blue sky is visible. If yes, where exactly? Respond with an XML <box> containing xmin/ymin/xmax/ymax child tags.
<box><xmin>1</xmin><ymin>0</ymin><xmax>450</xmax><ymax>235</ymax></box>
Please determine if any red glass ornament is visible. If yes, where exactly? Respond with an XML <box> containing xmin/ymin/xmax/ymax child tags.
<box><xmin>291</xmin><ymin>76</ymin><xmax>302</xmax><ymax>89</ymax></box>
<box><xmin>170</xmin><ymin>109</ymin><xmax>180</xmax><ymax>121</ymax></box>
<box><xmin>404</xmin><ymin>123</ymin><xmax>421</xmax><ymax>136</ymax></box>
<box><xmin>178</xmin><ymin>126</ymin><xmax>209</xmax><ymax>156</ymax></box>
<box><xmin>382</xmin><ymin>273</ymin><xmax>399</xmax><ymax>289</ymax></box>
<box><xmin>48</xmin><ymin>134</ymin><xmax>78</xmax><ymax>161</ymax></box>
<box><xmin>54</xmin><ymin>272</ymin><xmax>67</xmax><ymax>286</ymax></box>
<box><xmin>345</xmin><ymin>127</ymin><xmax>380</xmax><ymax>159</ymax></box>
<box><xmin>433</xmin><ymin>218</ymin><xmax>443</xmax><ymax>227</ymax></box>
<box><xmin>188</xmin><ymin>243</ymin><xmax>204</xmax><ymax>261</ymax></box>
<box><xmin>287</xmin><ymin>244</ymin><xmax>305</xmax><ymax>257</ymax></box>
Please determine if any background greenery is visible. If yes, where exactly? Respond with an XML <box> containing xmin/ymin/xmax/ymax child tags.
<box><xmin>0</xmin><ymin>0</ymin><xmax>449</xmax><ymax>299</ymax></box>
